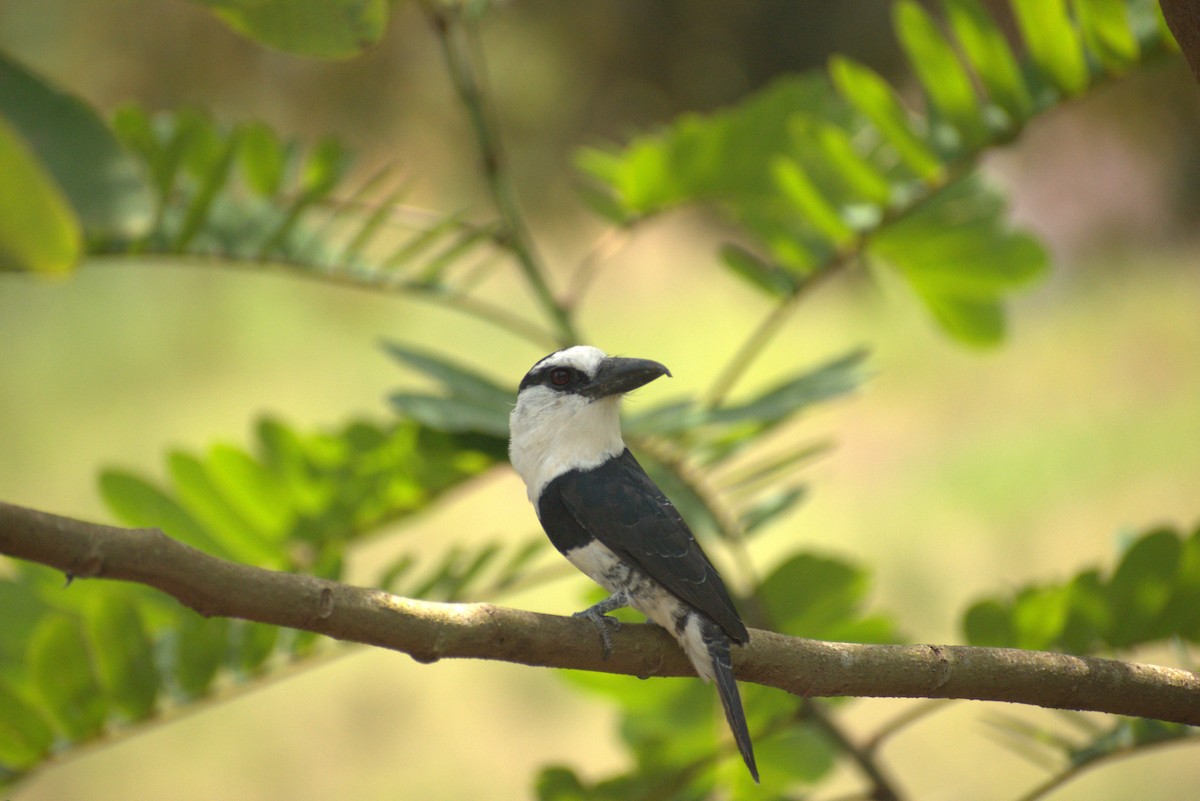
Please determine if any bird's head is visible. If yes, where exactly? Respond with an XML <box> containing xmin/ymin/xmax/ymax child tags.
<box><xmin>508</xmin><ymin>346</ymin><xmax>670</xmax><ymax>500</ymax></box>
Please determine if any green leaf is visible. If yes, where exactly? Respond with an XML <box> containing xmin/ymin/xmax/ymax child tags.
<box><xmin>99</xmin><ymin>469</ymin><xmax>230</xmax><ymax>558</ymax></box>
<box><xmin>718</xmin><ymin>244</ymin><xmax>796</xmax><ymax>298</ymax></box>
<box><xmin>0</xmin><ymin>679</ymin><xmax>54</xmax><ymax>769</ymax></box>
<box><xmin>962</xmin><ymin>598</ymin><xmax>1017</xmax><ymax>647</ymax></box>
<box><xmin>760</xmin><ymin>553</ymin><xmax>890</xmax><ymax>641</ymax></box>
<box><xmin>1010</xmin><ymin>0</ymin><xmax>1090</xmax><ymax>96</ymax></box>
<box><xmin>173</xmin><ymin>614</ymin><xmax>228</xmax><ymax>698</ymax></box>
<box><xmin>790</xmin><ymin>118</ymin><xmax>892</xmax><ymax>206</ymax></box>
<box><xmin>1106</xmin><ymin>527</ymin><xmax>1180</xmax><ymax>646</ymax></box>
<box><xmin>894</xmin><ymin>0</ymin><xmax>989</xmax><ymax>149</ymax></box>
<box><xmin>828</xmin><ymin>56</ymin><xmax>943</xmax><ymax>181</ymax></box>
<box><xmin>382</xmin><ymin>342</ymin><xmax>513</xmax><ymax>406</ymax></box>
<box><xmin>384</xmin><ymin>343</ymin><xmax>513</xmax><ymax>437</ymax></box>
<box><xmin>0</xmin><ymin>54</ymin><xmax>153</xmax><ymax>241</ymax></box>
<box><xmin>869</xmin><ymin>177</ymin><xmax>1048</xmax><ymax>345</ymax></box>
<box><xmin>205</xmin><ymin>443</ymin><xmax>293</xmax><ymax>542</ymax></box>
<box><xmin>197</xmin><ymin>0</ymin><xmax>389</xmax><ymax>58</ymax></box>
<box><xmin>238</xmin><ymin>121</ymin><xmax>287</xmax><ymax>195</ymax></box>
<box><xmin>83</xmin><ymin>596</ymin><xmax>159</xmax><ymax>721</ymax></box>
<box><xmin>709</xmin><ymin>349</ymin><xmax>869</xmax><ymax>428</ymax></box>
<box><xmin>939</xmin><ymin>0</ymin><xmax>1034</xmax><ymax>123</ymax></box>
<box><xmin>771</xmin><ymin>158</ymin><xmax>855</xmax><ymax>247</ymax></box>
<box><xmin>28</xmin><ymin>616</ymin><xmax>106</xmax><ymax>741</ymax></box>
<box><xmin>0</xmin><ymin>116</ymin><xmax>81</xmax><ymax>273</ymax></box>
<box><xmin>231</xmin><ymin>621</ymin><xmax>277</xmax><ymax>675</ymax></box>
<box><xmin>1073</xmin><ymin>0</ymin><xmax>1141</xmax><ymax>72</ymax></box>
<box><xmin>167</xmin><ymin>451</ymin><xmax>285</xmax><ymax>567</ymax></box>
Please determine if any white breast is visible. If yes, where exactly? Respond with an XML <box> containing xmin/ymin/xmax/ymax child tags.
<box><xmin>509</xmin><ymin>389</ymin><xmax>625</xmax><ymax>502</ymax></box>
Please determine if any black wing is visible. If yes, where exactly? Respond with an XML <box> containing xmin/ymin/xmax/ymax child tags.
<box><xmin>540</xmin><ymin>448</ymin><xmax>748</xmax><ymax>644</ymax></box>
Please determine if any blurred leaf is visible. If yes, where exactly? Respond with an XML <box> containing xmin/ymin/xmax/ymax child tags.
<box><xmin>238</xmin><ymin>121</ymin><xmax>287</xmax><ymax>195</ymax></box>
<box><xmin>83</xmin><ymin>596</ymin><xmax>159</xmax><ymax>721</ymax></box>
<box><xmin>790</xmin><ymin>117</ymin><xmax>892</xmax><ymax>207</ymax></box>
<box><xmin>1105</xmin><ymin>527</ymin><xmax>1180</xmax><ymax>646</ymax></box>
<box><xmin>1074</xmin><ymin>0</ymin><xmax>1141</xmax><ymax>72</ymax></box>
<box><xmin>710</xmin><ymin>349</ymin><xmax>868</xmax><ymax>429</ymax></box>
<box><xmin>739</xmin><ymin>486</ymin><xmax>807</xmax><ymax>535</ymax></box>
<box><xmin>0</xmin><ymin>679</ymin><xmax>54</xmax><ymax>769</ymax></box>
<box><xmin>894</xmin><ymin>0</ymin><xmax>989</xmax><ymax>149</ymax></box>
<box><xmin>0</xmin><ymin>54</ymin><xmax>152</xmax><ymax>242</ymax></box>
<box><xmin>231</xmin><ymin>621</ymin><xmax>278</xmax><ymax>675</ymax></box>
<box><xmin>99</xmin><ymin>470</ymin><xmax>230</xmax><ymax>558</ymax></box>
<box><xmin>963</xmin><ymin>523</ymin><xmax>1200</xmax><ymax>653</ymax></box>
<box><xmin>167</xmin><ymin>451</ymin><xmax>284</xmax><ymax>568</ymax></box>
<box><xmin>0</xmin><ymin>116</ymin><xmax>81</xmax><ymax>273</ymax></box>
<box><xmin>196</xmin><ymin>0</ymin><xmax>389</xmax><ymax>58</ymax></box>
<box><xmin>939</xmin><ymin>0</ymin><xmax>1034</xmax><ymax>124</ymax></box>
<box><xmin>173</xmin><ymin>614</ymin><xmax>229</xmax><ymax>699</ymax></box>
<box><xmin>828</xmin><ymin>56</ymin><xmax>943</xmax><ymax>181</ymax></box>
<box><xmin>205</xmin><ymin>443</ymin><xmax>293</xmax><ymax>542</ymax></box>
<box><xmin>869</xmin><ymin>177</ymin><xmax>1048</xmax><ymax>345</ymax></box>
<box><xmin>28</xmin><ymin>616</ymin><xmax>106</xmax><ymax>741</ymax></box>
<box><xmin>1010</xmin><ymin>0</ymin><xmax>1090</xmax><ymax>95</ymax></box>
<box><xmin>760</xmin><ymin>553</ymin><xmax>894</xmax><ymax>642</ymax></box>
<box><xmin>718</xmin><ymin>243</ymin><xmax>794</xmax><ymax>298</ymax></box>
<box><xmin>384</xmin><ymin>343</ymin><xmax>513</xmax><ymax>437</ymax></box>
<box><xmin>771</xmin><ymin>157</ymin><xmax>855</xmax><ymax>246</ymax></box>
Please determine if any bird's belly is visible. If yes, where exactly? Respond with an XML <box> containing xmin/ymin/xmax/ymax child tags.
<box><xmin>563</xmin><ymin>540</ymin><xmax>714</xmax><ymax>681</ymax></box>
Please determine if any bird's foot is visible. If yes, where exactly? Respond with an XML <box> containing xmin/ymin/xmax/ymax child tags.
<box><xmin>573</xmin><ymin>592</ymin><xmax>630</xmax><ymax>660</ymax></box>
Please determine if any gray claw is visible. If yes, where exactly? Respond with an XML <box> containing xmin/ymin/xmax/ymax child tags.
<box><xmin>573</xmin><ymin>608</ymin><xmax>622</xmax><ymax>660</ymax></box>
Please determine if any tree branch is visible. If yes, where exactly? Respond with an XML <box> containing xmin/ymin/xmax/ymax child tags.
<box><xmin>2</xmin><ymin>500</ymin><xmax>1198</xmax><ymax>725</ymax></box>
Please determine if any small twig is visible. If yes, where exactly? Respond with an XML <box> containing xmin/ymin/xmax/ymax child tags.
<box><xmin>87</xmin><ymin>253</ymin><xmax>561</xmax><ymax>350</ymax></box>
<box><xmin>420</xmin><ymin>2</ymin><xmax>578</xmax><ymax>345</ymax></box>
<box><xmin>1009</xmin><ymin>735</ymin><xmax>1199</xmax><ymax>801</ymax></box>
<box><xmin>804</xmin><ymin>699</ymin><xmax>904</xmax><ymax>801</ymax></box>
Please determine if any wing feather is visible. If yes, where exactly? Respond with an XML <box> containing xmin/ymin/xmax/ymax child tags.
<box><xmin>551</xmin><ymin>449</ymin><xmax>748</xmax><ymax>643</ymax></box>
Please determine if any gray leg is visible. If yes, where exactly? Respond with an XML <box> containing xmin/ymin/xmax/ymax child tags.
<box><xmin>573</xmin><ymin>591</ymin><xmax>630</xmax><ymax>660</ymax></box>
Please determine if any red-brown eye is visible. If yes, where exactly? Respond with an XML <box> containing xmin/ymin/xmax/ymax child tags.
<box><xmin>549</xmin><ymin>368</ymin><xmax>572</xmax><ymax>387</ymax></box>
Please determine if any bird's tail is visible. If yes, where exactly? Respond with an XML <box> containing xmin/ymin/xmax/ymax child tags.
<box><xmin>703</xmin><ymin>622</ymin><xmax>759</xmax><ymax>783</ymax></box>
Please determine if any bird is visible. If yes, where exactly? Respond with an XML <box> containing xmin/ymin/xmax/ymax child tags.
<box><xmin>508</xmin><ymin>345</ymin><xmax>758</xmax><ymax>783</ymax></box>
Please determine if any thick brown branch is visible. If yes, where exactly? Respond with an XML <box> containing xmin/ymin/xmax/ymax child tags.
<box><xmin>2</xmin><ymin>500</ymin><xmax>1198</xmax><ymax>724</ymax></box>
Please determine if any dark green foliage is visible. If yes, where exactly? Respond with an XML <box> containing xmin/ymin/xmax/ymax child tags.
<box><xmin>0</xmin><ymin>413</ymin><xmax>505</xmax><ymax>787</ymax></box>
<box><xmin>963</xmin><ymin>523</ymin><xmax>1200</xmax><ymax>653</ymax></box>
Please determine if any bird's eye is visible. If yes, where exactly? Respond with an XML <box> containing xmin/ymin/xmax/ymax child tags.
<box><xmin>549</xmin><ymin>367</ymin><xmax>573</xmax><ymax>387</ymax></box>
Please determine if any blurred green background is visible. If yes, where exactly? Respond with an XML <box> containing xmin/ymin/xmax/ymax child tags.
<box><xmin>2</xmin><ymin>1</ymin><xmax>1198</xmax><ymax>799</ymax></box>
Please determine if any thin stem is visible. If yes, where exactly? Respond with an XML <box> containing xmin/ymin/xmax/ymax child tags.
<box><xmin>703</xmin><ymin>256</ymin><xmax>847</xmax><ymax>409</ymax></box>
<box><xmin>1010</xmin><ymin>736</ymin><xmax>1199</xmax><ymax>801</ymax></box>
<box><xmin>422</xmin><ymin>2</ymin><xmax>578</xmax><ymax>345</ymax></box>
<box><xmin>804</xmin><ymin>699</ymin><xmax>905</xmax><ymax>801</ymax></box>
<box><xmin>862</xmin><ymin>699</ymin><xmax>954</xmax><ymax>755</ymax></box>
<box><xmin>88</xmin><ymin>253</ymin><xmax>562</xmax><ymax>350</ymax></box>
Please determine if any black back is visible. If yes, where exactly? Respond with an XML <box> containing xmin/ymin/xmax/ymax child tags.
<box><xmin>538</xmin><ymin>449</ymin><xmax>749</xmax><ymax>644</ymax></box>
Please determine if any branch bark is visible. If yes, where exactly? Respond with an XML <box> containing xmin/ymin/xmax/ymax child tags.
<box><xmin>2</xmin><ymin>499</ymin><xmax>1198</xmax><ymax>724</ymax></box>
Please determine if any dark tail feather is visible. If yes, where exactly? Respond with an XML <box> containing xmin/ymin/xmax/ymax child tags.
<box><xmin>706</xmin><ymin>628</ymin><xmax>759</xmax><ymax>783</ymax></box>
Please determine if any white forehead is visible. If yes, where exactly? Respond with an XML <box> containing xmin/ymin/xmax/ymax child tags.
<box><xmin>534</xmin><ymin>345</ymin><xmax>608</xmax><ymax>376</ymax></box>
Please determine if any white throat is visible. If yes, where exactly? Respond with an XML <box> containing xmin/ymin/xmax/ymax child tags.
<box><xmin>509</xmin><ymin>389</ymin><xmax>625</xmax><ymax>503</ymax></box>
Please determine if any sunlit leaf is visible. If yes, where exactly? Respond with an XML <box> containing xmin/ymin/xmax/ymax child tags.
<box><xmin>894</xmin><ymin>0</ymin><xmax>989</xmax><ymax>149</ymax></box>
<box><xmin>0</xmin><ymin>117</ymin><xmax>81</xmax><ymax>273</ymax></box>
<box><xmin>828</xmin><ymin>56</ymin><xmax>943</xmax><ymax>181</ymax></box>
<box><xmin>99</xmin><ymin>470</ymin><xmax>230</xmax><ymax>558</ymax></box>
<box><xmin>1073</xmin><ymin>0</ymin><xmax>1140</xmax><ymax>73</ymax></box>
<box><xmin>0</xmin><ymin>54</ymin><xmax>152</xmax><ymax>241</ymax></box>
<box><xmin>197</xmin><ymin>0</ymin><xmax>389</xmax><ymax>58</ymax></box>
<box><xmin>939</xmin><ymin>0</ymin><xmax>1034</xmax><ymax>124</ymax></box>
<box><xmin>1010</xmin><ymin>0</ymin><xmax>1090</xmax><ymax>96</ymax></box>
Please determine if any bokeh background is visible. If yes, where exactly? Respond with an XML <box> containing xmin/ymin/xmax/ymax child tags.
<box><xmin>2</xmin><ymin>1</ymin><xmax>1198</xmax><ymax>799</ymax></box>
